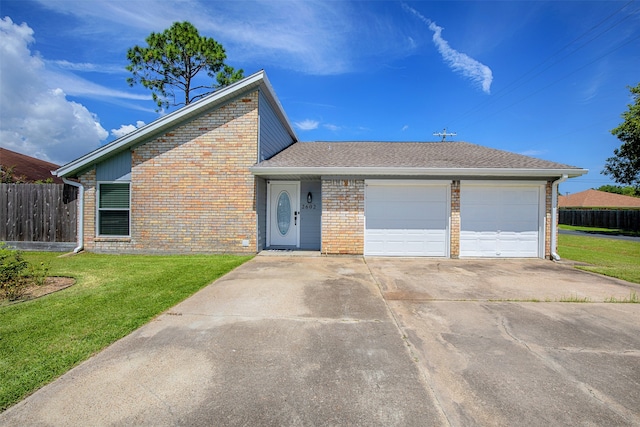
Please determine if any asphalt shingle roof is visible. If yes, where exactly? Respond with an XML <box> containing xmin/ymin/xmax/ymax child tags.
<box><xmin>559</xmin><ymin>189</ymin><xmax>640</xmax><ymax>208</ymax></box>
<box><xmin>257</xmin><ymin>141</ymin><xmax>581</xmax><ymax>170</ymax></box>
<box><xmin>0</xmin><ymin>148</ymin><xmax>63</xmax><ymax>183</ymax></box>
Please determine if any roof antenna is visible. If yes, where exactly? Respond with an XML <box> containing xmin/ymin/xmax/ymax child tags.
<box><xmin>433</xmin><ymin>128</ymin><xmax>457</xmax><ymax>142</ymax></box>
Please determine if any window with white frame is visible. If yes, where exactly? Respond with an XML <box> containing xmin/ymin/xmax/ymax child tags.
<box><xmin>98</xmin><ymin>182</ymin><xmax>130</xmax><ymax>236</ymax></box>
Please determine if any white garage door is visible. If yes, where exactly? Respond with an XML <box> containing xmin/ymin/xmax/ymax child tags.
<box><xmin>365</xmin><ymin>181</ymin><xmax>449</xmax><ymax>256</ymax></box>
<box><xmin>460</xmin><ymin>184</ymin><xmax>542</xmax><ymax>258</ymax></box>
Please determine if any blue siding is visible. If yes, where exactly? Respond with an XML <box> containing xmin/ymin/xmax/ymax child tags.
<box><xmin>96</xmin><ymin>150</ymin><xmax>131</xmax><ymax>181</ymax></box>
<box><xmin>299</xmin><ymin>181</ymin><xmax>321</xmax><ymax>250</ymax></box>
<box><xmin>256</xmin><ymin>177</ymin><xmax>267</xmax><ymax>251</ymax></box>
<box><xmin>259</xmin><ymin>91</ymin><xmax>294</xmax><ymax>161</ymax></box>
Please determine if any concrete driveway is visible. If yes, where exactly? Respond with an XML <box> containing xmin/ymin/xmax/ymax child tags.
<box><xmin>367</xmin><ymin>258</ymin><xmax>640</xmax><ymax>426</ymax></box>
<box><xmin>1</xmin><ymin>256</ymin><xmax>639</xmax><ymax>426</ymax></box>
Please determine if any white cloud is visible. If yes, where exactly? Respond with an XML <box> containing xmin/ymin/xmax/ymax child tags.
<box><xmin>323</xmin><ymin>124</ymin><xmax>340</xmax><ymax>131</ymax></box>
<box><xmin>35</xmin><ymin>0</ymin><xmax>415</xmax><ymax>76</ymax></box>
<box><xmin>111</xmin><ymin>121</ymin><xmax>145</xmax><ymax>138</ymax></box>
<box><xmin>429</xmin><ymin>22</ymin><xmax>493</xmax><ymax>94</ymax></box>
<box><xmin>401</xmin><ymin>125</ymin><xmax>409</xmax><ymax>131</ymax></box>
<box><xmin>50</xmin><ymin>60</ymin><xmax>98</xmax><ymax>72</ymax></box>
<box><xmin>0</xmin><ymin>17</ymin><xmax>108</xmax><ymax>165</ymax></box>
<box><xmin>50</xmin><ymin>73</ymin><xmax>150</xmax><ymax>101</ymax></box>
<box><xmin>41</xmin><ymin>60</ymin><xmax>151</xmax><ymax>102</ymax></box>
<box><xmin>403</xmin><ymin>4</ymin><xmax>493</xmax><ymax>94</ymax></box>
<box><xmin>294</xmin><ymin>119</ymin><xmax>320</xmax><ymax>131</ymax></box>
<box><xmin>49</xmin><ymin>59</ymin><xmax>125</xmax><ymax>74</ymax></box>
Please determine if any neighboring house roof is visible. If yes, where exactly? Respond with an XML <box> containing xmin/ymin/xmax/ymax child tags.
<box><xmin>559</xmin><ymin>189</ymin><xmax>640</xmax><ymax>208</ymax></box>
<box><xmin>251</xmin><ymin>141</ymin><xmax>587</xmax><ymax>178</ymax></box>
<box><xmin>0</xmin><ymin>148</ymin><xmax>63</xmax><ymax>183</ymax></box>
<box><xmin>56</xmin><ymin>70</ymin><xmax>297</xmax><ymax>178</ymax></box>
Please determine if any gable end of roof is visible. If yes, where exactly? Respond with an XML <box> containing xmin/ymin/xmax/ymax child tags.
<box><xmin>56</xmin><ymin>70</ymin><xmax>296</xmax><ymax>178</ymax></box>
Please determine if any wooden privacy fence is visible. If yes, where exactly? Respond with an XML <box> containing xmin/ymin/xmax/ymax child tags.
<box><xmin>559</xmin><ymin>209</ymin><xmax>640</xmax><ymax>232</ymax></box>
<box><xmin>1</xmin><ymin>183</ymin><xmax>78</xmax><ymax>250</ymax></box>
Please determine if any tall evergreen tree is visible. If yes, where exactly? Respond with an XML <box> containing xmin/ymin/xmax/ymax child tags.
<box><xmin>126</xmin><ymin>21</ymin><xmax>244</xmax><ymax>111</ymax></box>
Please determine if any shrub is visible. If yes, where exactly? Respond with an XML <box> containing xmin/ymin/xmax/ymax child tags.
<box><xmin>0</xmin><ymin>244</ymin><xmax>49</xmax><ymax>301</ymax></box>
<box><xmin>0</xmin><ymin>244</ymin><xmax>30</xmax><ymax>300</ymax></box>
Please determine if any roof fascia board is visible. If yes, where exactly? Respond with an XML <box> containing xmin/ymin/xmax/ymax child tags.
<box><xmin>250</xmin><ymin>166</ymin><xmax>589</xmax><ymax>178</ymax></box>
<box><xmin>460</xmin><ymin>179</ymin><xmax>550</xmax><ymax>186</ymax></box>
<box><xmin>56</xmin><ymin>70</ymin><xmax>268</xmax><ymax>178</ymax></box>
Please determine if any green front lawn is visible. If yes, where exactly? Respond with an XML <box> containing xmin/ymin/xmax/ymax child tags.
<box><xmin>558</xmin><ymin>233</ymin><xmax>640</xmax><ymax>284</ymax></box>
<box><xmin>0</xmin><ymin>252</ymin><xmax>251</xmax><ymax>411</ymax></box>
<box><xmin>559</xmin><ymin>224</ymin><xmax>640</xmax><ymax>237</ymax></box>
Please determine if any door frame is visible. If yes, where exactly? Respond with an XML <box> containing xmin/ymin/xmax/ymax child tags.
<box><xmin>266</xmin><ymin>180</ymin><xmax>300</xmax><ymax>248</ymax></box>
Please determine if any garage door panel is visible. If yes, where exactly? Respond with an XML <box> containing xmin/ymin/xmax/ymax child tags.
<box><xmin>462</xmin><ymin>220</ymin><xmax>498</xmax><ymax>233</ymax></box>
<box><xmin>508</xmin><ymin>204</ymin><xmax>538</xmax><ymax>218</ymax></box>
<box><xmin>509</xmin><ymin>189</ymin><xmax>539</xmax><ymax>203</ymax></box>
<box><xmin>460</xmin><ymin>185</ymin><xmax>541</xmax><ymax>258</ymax></box>
<box><xmin>373</xmin><ymin>201</ymin><xmax>439</xmax><ymax>210</ymax></box>
<box><xmin>499</xmin><ymin>236</ymin><xmax>539</xmax><ymax>257</ymax></box>
<box><xmin>464</xmin><ymin>188</ymin><xmax>496</xmax><ymax>203</ymax></box>
<box><xmin>367</xmin><ymin>229</ymin><xmax>447</xmax><ymax>255</ymax></box>
<box><xmin>367</xmin><ymin>206</ymin><xmax>445</xmax><ymax>221</ymax></box>
<box><xmin>367</xmin><ymin>218</ymin><xmax>446</xmax><ymax>230</ymax></box>
<box><xmin>365</xmin><ymin>182</ymin><xmax>449</xmax><ymax>257</ymax></box>
<box><xmin>501</xmin><ymin>220</ymin><xmax>538</xmax><ymax>233</ymax></box>
<box><xmin>367</xmin><ymin>186</ymin><xmax>446</xmax><ymax>201</ymax></box>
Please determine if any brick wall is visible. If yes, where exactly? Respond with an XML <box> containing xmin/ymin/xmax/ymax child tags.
<box><xmin>321</xmin><ymin>179</ymin><xmax>364</xmax><ymax>254</ymax></box>
<box><xmin>83</xmin><ymin>92</ymin><xmax>259</xmax><ymax>254</ymax></box>
<box><xmin>450</xmin><ymin>180</ymin><xmax>460</xmax><ymax>258</ymax></box>
<box><xmin>78</xmin><ymin>168</ymin><xmax>96</xmax><ymax>251</ymax></box>
<box><xmin>545</xmin><ymin>181</ymin><xmax>553</xmax><ymax>259</ymax></box>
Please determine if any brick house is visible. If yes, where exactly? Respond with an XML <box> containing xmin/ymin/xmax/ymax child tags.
<box><xmin>55</xmin><ymin>70</ymin><xmax>586</xmax><ymax>259</ymax></box>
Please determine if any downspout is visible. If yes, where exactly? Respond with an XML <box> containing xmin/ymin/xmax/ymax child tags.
<box><xmin>62</xmin><ymin>178</ymin><xmax>84</xmax><ymax>253</ymax></box>
<box><xmin>550</xmin><ymin>174</ymin><xmax>568</xmax><ymax>261</ymax></box>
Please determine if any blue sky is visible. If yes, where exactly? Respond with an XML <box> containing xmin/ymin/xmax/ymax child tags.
<box><xmin>1</xmin><ymin>0</ymin><xmax>639</xmax><ymax>194</ymax></box>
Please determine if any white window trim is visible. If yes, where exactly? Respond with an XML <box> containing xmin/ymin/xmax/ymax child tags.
<box><xmin>97</xmin><ymin>181</ymin><xmax>131</xmax><ymax>237</ymax></box>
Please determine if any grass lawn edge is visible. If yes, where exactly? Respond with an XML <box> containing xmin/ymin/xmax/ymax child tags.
<box><xmin>0</xmin><ymin>253</ymin><xmax>253</xmax><ymax>412</ymax></box>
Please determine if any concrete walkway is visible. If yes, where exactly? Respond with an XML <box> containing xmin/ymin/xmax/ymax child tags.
<box><xmin>1</xmin><ymin>256</ymin><xmax>639</xmax><ymax>426</ymax></box>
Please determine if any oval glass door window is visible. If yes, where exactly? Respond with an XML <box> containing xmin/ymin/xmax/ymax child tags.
<box><xmin>277</xmin><ymin>191</ymin><xmax>291</xmax><ymax>236</ymax></box>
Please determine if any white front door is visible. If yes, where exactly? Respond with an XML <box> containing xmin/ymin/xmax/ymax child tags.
<box><xmin>268</xmin><ymin>181</ymin><xmax>300</xmax><ymax>247</ymax></box>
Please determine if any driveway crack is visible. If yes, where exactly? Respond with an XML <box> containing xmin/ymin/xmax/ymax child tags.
<box><xmin>498</xmin><ymin>311</ymin><xmax>637</xmax><ymax>424</ymax></box>
<box><xmin>363</xmin><ymin>257</ymin><xmax>452</xmax><ymax>427</ymax></box>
